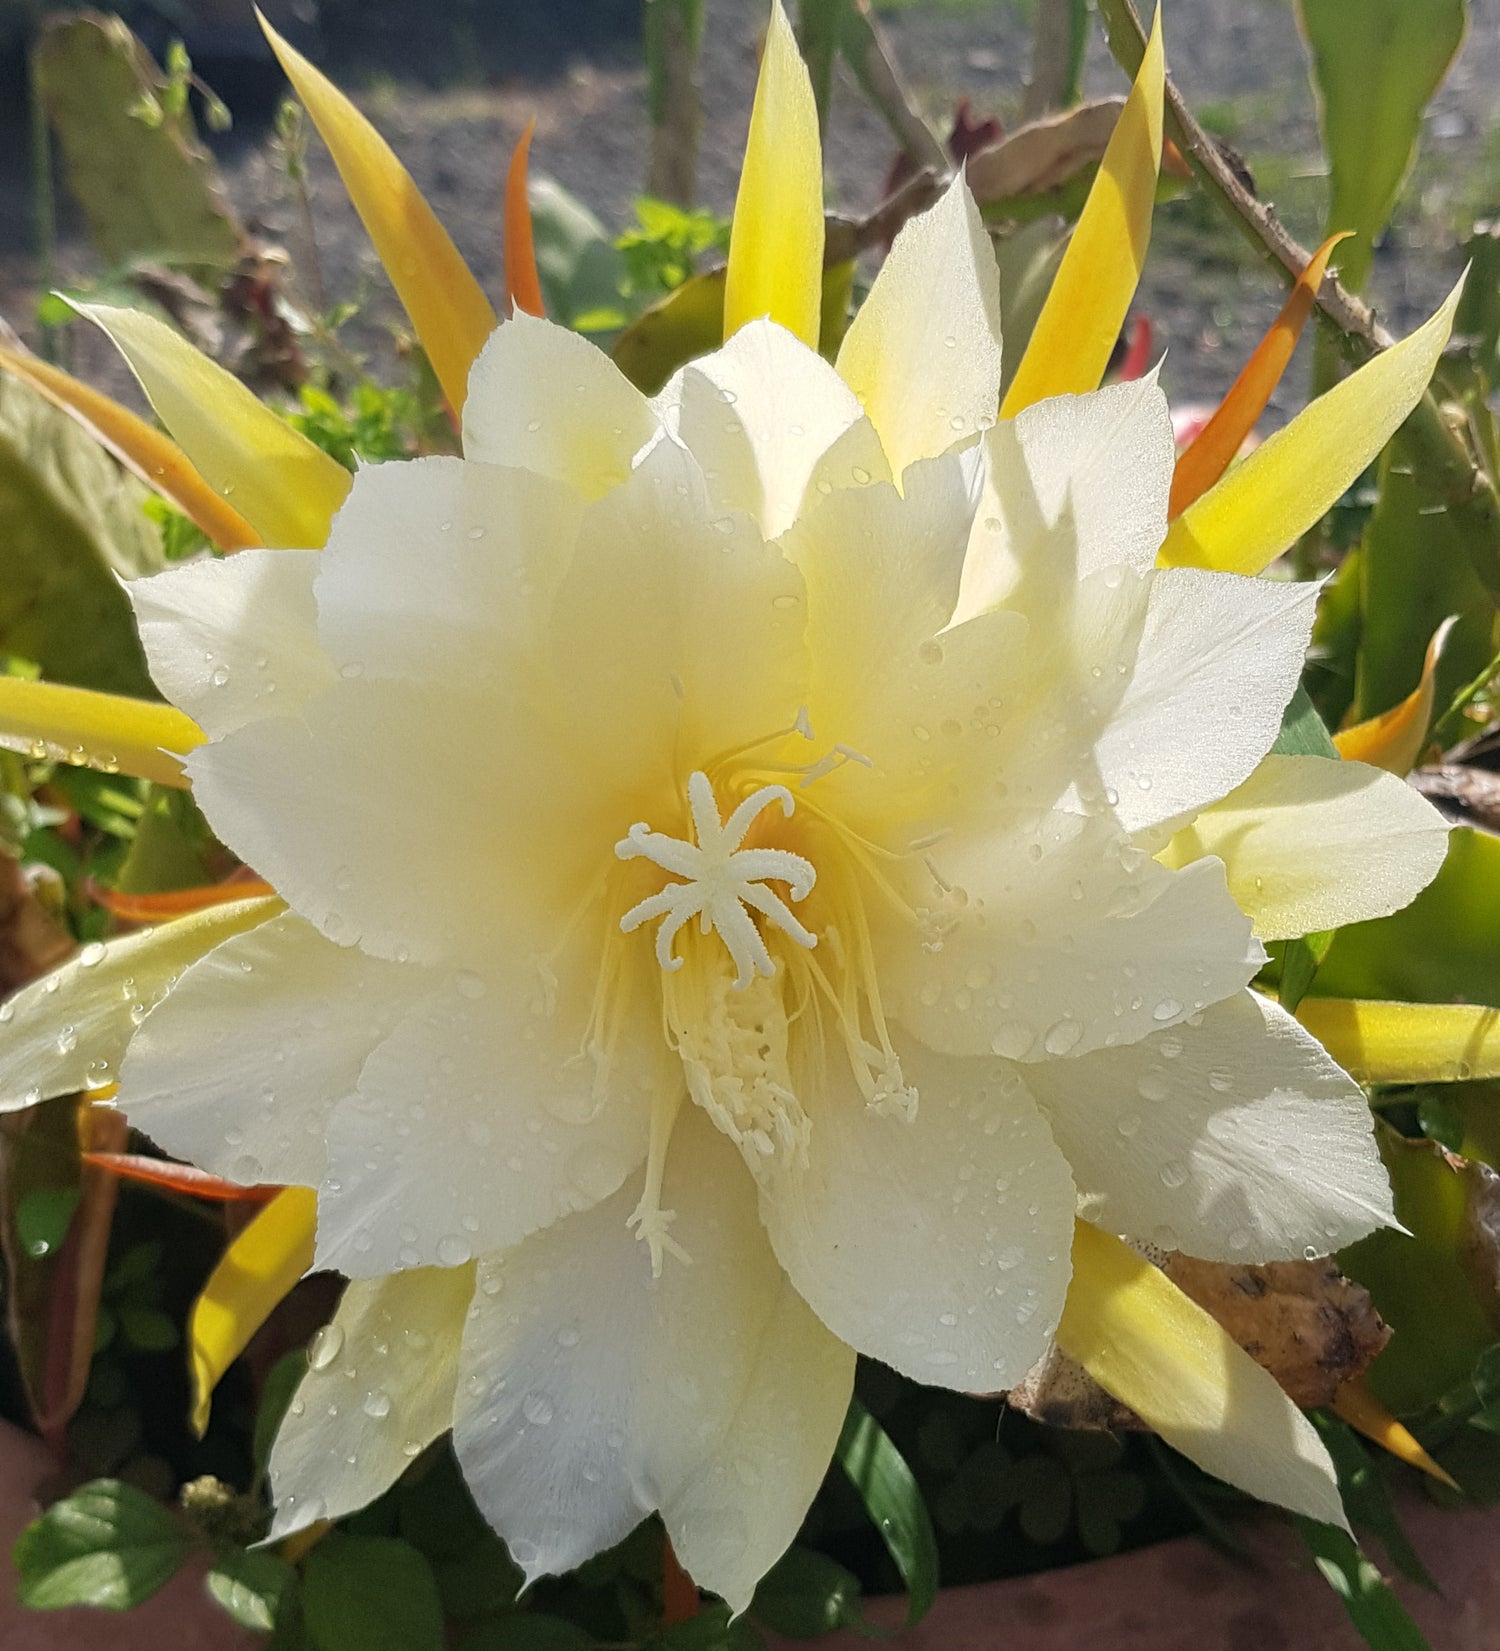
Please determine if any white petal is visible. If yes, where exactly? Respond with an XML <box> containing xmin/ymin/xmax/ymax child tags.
<box><xmin>1163</xmin><ymin>753</ymin><xmax>1451</xmax><ymax>940</ymax></box>
<box><xmin>313</xmin><ymin>945</ymin><xmax>654</xmax><ymax>1277</ymax></box>
<box><xmin>956</xmin><ymin>378</ymin><xmax>1174</xmax><ymax>621</ymax></box>
<box><xmin>1027</xmin><ymin>990</ymin><xmax>1395</xmax><ymax>1261</ymax></box>
<box><xmin>313</xmin><ymin>455</ymin><xmax>586</xmax><ymax>690</ymax></box>
<box><xmin>128</xmin><ymin>549</ymin><xmax>332</xmax><ymax>736</ymax></box>
<box><xmin>548</xmin><ymin>436</ymin><xmax>809</xmax><ymax>796</ymax></box>
<box><xmin>885</xmin><ymin>810</ymin><xmax>1263</xmax><ymax>1062</ymax></box>
<box><xmin>0</xmin><ymin>896</ymin><xmax>276</xmax><ymax>1110</ymax></box>
<box><xmin>655</xmin><ymin>319</ymin><xmax>870</xmax><ymax>538</ymax></box>
<box><xmin>452</xmin><ymin>1110</ymin><xmax>853</xmax><ymax>1610</ymax></box>
<box><xmin>836</xmin><ymin>173</ymin><xmax>1003</xmax><ymax>480</ymax></box>
<box><xmin>267</xmin><ymin>1263</ymin><xmax>475</xmax><ymax>1539</ymax></box>
<box><xmin>780</xmin><ymin>454</ymin><xmax>1025</xmax><ymax>826</ymax></box>
<box><xmin>1094</xmin><ymin>568</ymin><xmax>1318</xmax><ymax>832</ymax></box>
<box><xmin>119</xmin><ymin>913</ymin><xmax>413</xmax><ymax>1186</ymax></box>
<box><xmin>463</xmin><ymin>312</ymin><xmax>658</xmax><ymax>497</ymax></box>
<box><xmin>761</xmin><ymin>1038</ymin><xmax>1075</xmax><ymax>1391</ymax></box>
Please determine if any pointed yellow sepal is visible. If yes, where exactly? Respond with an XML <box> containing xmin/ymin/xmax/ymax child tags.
<box><xmin>1000</xmin><ymin>8</ymin><xmax>1164</xmax><ymax>418</ymax></box>
<box><xmin>1159</xmin><ymin>279</ymin><xmax>1464</xmax><ymax>575</ymax></box>
<box><xmin>1295</xmin><ymin>998</ymin><xmax>1500</xmax><ymax>1085</ymax></box>
<box><xmin>1334</xmin><ymin>616</ymin><xmax>1456</xmax><ymax>774</ymax></box>
<box><xmin>723</xmin><ymin>0</ymin><xmax>824</xmax><ymax>347</ymax></box>
<box><xmin>257</xmin><ymin>10</ymin><xmax>498</xmax><ymax>413</ymax></box>
<box><xmin>1056</xmin><ymin>1220</ymin><xmax>1347</xmax><ymax>1527</ymax></box>
<box><xmin>76</xmin><ymin>302</ymin><xmax>350</xmax><ymax>550</ymax></box>
<box><xmin>0</xmin><ymin>343</ymin><xmax>262</xmax><ymax>552</ymax></box>
<box><xmin>0</xmin><ymin>675</ymin><xmax>202</xmax><ymax>788</ymax></box>
<box><xmin>1332</xmin><ymin>1376</ymin><xmax>1459</xmax><ymax>1490</ymax></box>
<box><xmin>188</xmin><ymin>1184</ymin><xmax>317</xmax><ymax>1436</ymax></box>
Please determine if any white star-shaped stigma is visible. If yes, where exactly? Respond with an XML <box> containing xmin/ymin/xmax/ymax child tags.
<box><xmin>615</xmin><ymin>771</ymin><xmax>818</xmax><ymax>989</ymax></box>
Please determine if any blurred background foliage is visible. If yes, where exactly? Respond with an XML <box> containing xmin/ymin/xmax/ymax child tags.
<box><xmin>0</xmin><ymin>1</ymin><xmax>1497</xmax><ymax>1649</ymax></box>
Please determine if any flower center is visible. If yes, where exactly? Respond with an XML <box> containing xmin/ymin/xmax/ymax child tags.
<box><xmin>615</xmin><ymin>770</ymin><xmax>818</xmax><ymax>989</ymax></box>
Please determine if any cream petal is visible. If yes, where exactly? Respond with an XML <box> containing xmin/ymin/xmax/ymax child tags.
<box><xmin>313</xmin><ymin>944</ymin><xmax>655</xmax><ymax>1277</ymax></box>
<box><xmin>313</xmin><ymin>455</ymin><xmax>587</xmax><ymax>690</ymax></box>
<box><xmin>548</xmin><ymin>435</ymin><xmax>809</xmax><ymax>795</ymax></box>
<box><xmin>836</xmin><ymin>173</ymin><xmax>1003</xmax><ymax>481</ymax></box>
<box><xmin>1093</xmin><ymin>568</ymin><xmax>1318</xmax><ymax>833</ymax></box>
<box><xmin>463</xmin><ymin>311</ymin><xmax>658</xmax><ymax>497</ymax></box>
<box><xmin>886</xmin><ymin>810</ymin><xmax>1263</xmax><ymax>1062</ymax></box>
<box><xmin>1026</xmin><ymin>990</ymin><xmax>1395</xmax><ymax>1262</ymax></box>
<box><xmin>655</xmin><ymin>319</ymin><xmax>869</xmax><ymax>538</ymax></box>
<box><xmin>1162</xmin><ymin>753</ymin><xmax>1451</xmax><ymax>940</ymax></box>
<box><xmin>451</xmin><ymin>1111</ymin><xmax>853</xmax><ymax>1610</ymax></box>
<box><xmin>267</xmin><ymin>1263</ymin><xmax>476</xmax><ymax>1539</ymax></box>
<box><xmin>186</xmin><ymin>665</ymin><xmax>600</xmax><ymax>970</ymax></box>
<box><xmin>128</xmin><ymin>549</ymin><xmax>332</xmax><ymax>736</ymax></box>
<box><xmin>780</xmin><ymin>455</ymin><xmax>1025</xmax><ymax>825</ymax></box>
<box><xmin>761</xmin><ymin>1038</ymin><xmax>1075</xmax><ymax>1391</ymax></box>
<box><xmin>956</xmin><ymin>377</ymin><xmax>1174</xmax><ymax>621</ymax></box>
<box><xmin>0</xmin><ymin>896</ymin><xmax>277</xmax><ymax>1110</ymax></box>
<box><xmin>118</xmin><ymin>913</ymin><xmax>414</xmax><ymax>1187</ymax></box>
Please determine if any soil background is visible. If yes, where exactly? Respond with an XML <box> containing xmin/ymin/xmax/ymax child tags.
<box><xmin>0</xmin><ymin>0</ymin><xmax>1497</xmax><ymax>421</ymax></box>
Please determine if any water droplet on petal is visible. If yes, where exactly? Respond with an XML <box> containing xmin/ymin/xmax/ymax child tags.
<box><xmin>308</xmin><ymin>1324</ymin><xmax>345</xmax><ymax>1371</ymax></box>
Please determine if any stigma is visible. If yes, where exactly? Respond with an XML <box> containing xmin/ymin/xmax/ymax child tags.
<box><xmin>615</xmin><ymin>771</ymin><xmax>818</xmax><ymax>989</ymax></box>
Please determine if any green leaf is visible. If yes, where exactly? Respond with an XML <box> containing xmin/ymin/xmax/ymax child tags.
<box><xmin>457</xmin><ymin>1617</ymin><xmax>596</xmax><ymax>1651</ymax></box>
<box><xmin>1340</xmin><ymin>1126</ymin><xmax>1500</xmax><ymax>1413</ymax></box>
<box><xmin>1295</xmin><ymin>1519</ymin><xmax>1434</xmax><ymax>1651</ymax></box>
<box><xmin>33</xmin><ymin>13</ymin><xmax>243</xmax><ymax>275</ymax></box>
<box><xmin>1296</xmin><ymin>0</ymin><xmax>1467</xmax><ymax>292</ymax></box>
<box><xmin>115</xmin><ymin>785</ymin><xmax>224</xmax><ymax>895</ymax></box>
<box><xmin>13</xmin><ymin>1479</ymin><xmax>194</xmax><ymax>1611</ymax></box>
<box><xmin>1316</xmin><ymin>828</ymin><xmax>1500</xmax><ymax>1006</ymax></box>
<box><xmin>1269</xmin><ymin>929</ymin><xmax>1334</xmax><ymax>1014</ymax></box>
<box><xmin>1311</xmin><ymin>1414</ymin><xmax>1437</xmax><ymax>1591</ymax></box>
<box><xmin>302</xmin><ymin>1535</ymin><xmax>443</xmax><ymax>1651</ymax></box>
<box><xmin>15</xmin><ymin>1184</ymin><xmax>79</xmax><ymax>1260</ymax></box>
<box><xmin>835</xmin><ymin>1398</ymin><xmax>939</xmax><ymax>1629</ymax></box>
<box><xmin>0</xmin><ymin>374</ymin><xmax>164</xmax><ymax>698</ymax></box>
<box><xmin>529</xmin><ymin>177</ymin><xmax>632</xmax><ymax>336</ymax></box>
<box><xmin>1352</xmin><ymin>443</ymin><xmax>1496</xmax><ymax>728</ymax></box>
<box><xmin>118</xmin><ymin>1305</ymin><xmax>178</xmax><ymax>1352</ymax></box>
<box><xmin>206</xmin><ymin>1549</ymin><xmax>298</xmax><ymax>1632</ymax></box>
<box><xmin>753</xmin><ymin>1545</ymin><xmax>863</xmax><ymax>1637</ymax></box>
<box><xmin>1272</xmin><ymin>684</ymin><xmax>1341</xmax><ymax>759</ymax></box>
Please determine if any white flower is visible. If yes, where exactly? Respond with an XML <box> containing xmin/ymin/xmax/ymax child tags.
<box><xmin>76</xmin><ymin>164</ymin><xmax>1449</xmax><ymax>1607</ymax></box>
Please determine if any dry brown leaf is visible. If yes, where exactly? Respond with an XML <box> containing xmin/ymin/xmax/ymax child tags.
<box><xmin>1008</xmin><ymin>1253</ymin><xmax>1389</xmax><ymax>1428</ymax></box>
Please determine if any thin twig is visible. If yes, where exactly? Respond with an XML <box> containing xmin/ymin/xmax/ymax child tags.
<box><xmin>840</xmin><ymin>0</ymin><xmax>950</xmax><ymax>176</ymax></box>
<box><xmin>1096</xmin><ymin>0</ymin><xmax>1500</xmax><ymax>599</ymax></box>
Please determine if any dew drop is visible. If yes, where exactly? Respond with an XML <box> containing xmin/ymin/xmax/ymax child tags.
<box><xmin>1043</xmin><ymin>1017</ymin><xmax>1083</xmax><ymax>1056</ymax></box>
<box><xmin>1152</xmin><ymin>998</ymin><xmax>1183</xmax><ymax>1023</ymax></box>
<box><xmin>362</xmin><ymin>1389</ymin><xmax>392</xmax><ymax>1419</ymax></box>
<box><xmin>436</xmin><ymin>1235</ymin><xmax>472</xmax><ymax>1267</ymax></box>
<box><xmin>522</xmin><ymin>1392</ymin><xmax>555</xmax><ymax>1426</ymax></box>
<box><xmin>990</xmin><ymin>1021</ymin><xmax>1034</xmax><ymax>1059</ymax></box>
<box><xmin>308</xmin><ymin>1324</ymin><xmax>345</xmax><ymax>1371</ymax></box>
<box><xmin>1159</xmin><ymin>1160</ymin><xmax>1188</xmax><ymax>1189</ymax></box>
<box><xmin>78</xmin><ymin>942</ymin><xmax>106</xmax><ymax>969</ymax></box>
<box><xmin>210</xmin><ymin>666</ymin><xmax>231</xmax><ymax>688</ymax></box>
<box><xmin>1116</xmin><ymin>1112</ymin><xmax>1142</xmax><ymax>1139</ymax></box>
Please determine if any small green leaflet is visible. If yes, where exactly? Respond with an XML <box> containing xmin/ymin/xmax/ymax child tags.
<box><xmin>1296</xmin><ymin>1519</ymin><xmax>1433</xmax><ymax>1651</ymax></box>
<box><xmin>13</xmin><ymin>1479</ymin><xmax>194</xmax><ymax>1611</ymax></box>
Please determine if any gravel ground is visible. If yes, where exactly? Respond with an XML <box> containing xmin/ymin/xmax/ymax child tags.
<box><xmin>1</xmin><ymin>0</ymin><xmax>1497</xmax><ymax>417</ymax></box>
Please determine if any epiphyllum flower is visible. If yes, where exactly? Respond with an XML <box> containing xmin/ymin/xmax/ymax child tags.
<box><xmin>0</xmin><ymin>1</ymin><xmax>1464</xmax><ymax>1609</ymax></box>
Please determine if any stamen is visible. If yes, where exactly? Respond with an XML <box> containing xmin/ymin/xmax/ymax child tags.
<box><xmin>616</xmin><ymin>771</ymin><xmax>818</xmax><ymax>989</ymax></box>
<box><xmin>628</xmin><ymin>1085</ymin><xmax>691</xmax><ymax>1276</ymax></box>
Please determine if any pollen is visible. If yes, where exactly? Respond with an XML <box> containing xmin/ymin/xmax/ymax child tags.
<box><xmin>615</xmin><ymin>771</ymin><xmax>818</xmax><ymax>989</ymax></box>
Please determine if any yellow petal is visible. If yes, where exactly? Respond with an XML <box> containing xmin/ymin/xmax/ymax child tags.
<box><xmin>723</xmin><ymin>0</ymin><xmax>824</xmax><ymax>347</ymax></box>
<box><xmin>1159</xmin><ymin>280</ymin><xmax>1464</xmax><ymax>575</ymax></box>
<box><xmin>999</xmin><ymin>9</ymin><xmax>1164</xmax><ymax>418</ymax></box>
<box><xmin>76</xmin><ymin>302</ymin><xmax>350</xmax><ymax>550</ymax></box>
<box><xmin>1331</xmin><ymin>1376</ymin><xmax>1458</xmax><ymax>1490</ymax></box>
<box><xmin>257</xmin><ymin>10</ymin><xmax>498</xmax><ymax>412</ymax></box>
<box><xmin>0</xmin><ymin>343</ymin><xmax>262</xmax><ymax>552</ymax></box>
<box><xmin>1056</xmin><ymin>1220</ymin><xmax>1347</xmax><ymax>1527</ymax></box>
<box><xmin>1295</xmin><ymin>998</ymin><xmax>1500</xmax><ymax>1085</ymax></box>
<box><xmin>0</xmin><ymin>675</ymin><xmax>202</xmax><ymax>788</ymax></box>
<box><xmin>1334</xmin><ymin>615</ymin><xmax>1457</xmax><ymax>774</ymax></box>
<box><xmin>188</xmin><ymin>1184</ymin><xmax>317</xmax><ymax>1436</ymax></box>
